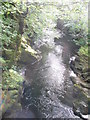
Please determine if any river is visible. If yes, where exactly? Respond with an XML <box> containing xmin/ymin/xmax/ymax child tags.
<box><xmin>19</xmin><ymin>20</ymin><xmax>81</xmax><ymax>119</ymax></box>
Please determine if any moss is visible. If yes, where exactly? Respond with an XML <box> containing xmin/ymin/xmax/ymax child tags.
<box><xmin>74</xmin><ymin>84</ymin><xmax>81</xmax><ymax>89</ymax></box>
<box><xmin>19</xmin><ymin>36</ymin><xmax>39</xmax><ymax>64</ymax></box>
<box><xmin>21</xmin><ymin>36</ymin><xmax>37</xmax><ymax>56</ymax></box>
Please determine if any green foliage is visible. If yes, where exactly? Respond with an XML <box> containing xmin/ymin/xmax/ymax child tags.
<box><xmin>2</xmin><ymin>69</ymin><xmax>23</xmax><ymax>90</ymax></box>
<box><xmin>21</xmin><ymin>36</ymin><xmax>37</xmax><ymax>57</ymax></box>
<box><xmin>58</xmin><ymin>1</ymin><xmax>88</xmax><ymax>56</ymax></box>
<box><xmin>1</xmin><ymin>68</ymin><xmax>23</xmax><ymax>114</ymax></box>
<box><xmin>1</xmin><ymin>2</ymin><xmax>19</xmax><ymax>49</ymax></box>
<box><xmin>1</xmin><ymin>2</ymin><xmax>23</xmax><ymax>114</ymax></box>
<box><xmin>79</xmin><ymin>45</ymin><xmax>88</xmax><ymax>57</ymax></box>
<box><xmin>0</xmin><ymin>57</ymin><xmax>6</xmax><ymax>70</ymax></box>
<box><xmin>0</xmin><ymin>57</ymin><xmax>6</xmax><ymax>64</ymax></box>
<box><xmin>24</xmin><ymin>5</ymin><xmax>44</xmax><ymax>39</ymax></box>
<box><xmin>73</xmin><ymin>38</ymin><xmax>87</xmax><ymax>46</ymax></box>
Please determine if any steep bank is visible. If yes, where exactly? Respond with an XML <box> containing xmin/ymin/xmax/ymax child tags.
<box><xmin>1</xmin><ymin>2</ymin><xmax>38</xmax><ymax>118</ymax></box>
<box><xmin>56</xmin><ymin>18</ymin><xmax>89</xmax><ymax>118</ymax></box>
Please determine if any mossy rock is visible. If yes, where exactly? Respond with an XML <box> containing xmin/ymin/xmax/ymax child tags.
<box><xmin>73</xmin><ymin>101</ymin><xmax>88</xmax><ymax>115</ymax></box>
<box><xmin>73</xmin><ymin>84</ymin><xmax>89</xmax><ymax>115</ymax></box>
<box><xmin>73</xmin><ymin>84</ymin><xmax>88</xmax><ymax>101</ymax></box>
<box><xmin>73</xmin><ymin>55</ymin><xmax>88</xmax><ymax>82</ymax></box>
<box><xmin>20</xmin><ymin>48</ymin><xmax>37</xmax><ymax>64</ymax></box>
<box><xmin>19</xmin><ymin>36</ymin><xmax>39</xmax><ymax>64</ymax></box>
<box><xmin>21</xmin><ymin>36</ymin><xmax>37</xmax><ymax>56</ymax></box>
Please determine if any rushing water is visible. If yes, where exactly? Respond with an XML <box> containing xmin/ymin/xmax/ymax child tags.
<box><xmin>20</xmin><ymin>21</ymin><xmax>80</xmax><ymax>119</ymax></box>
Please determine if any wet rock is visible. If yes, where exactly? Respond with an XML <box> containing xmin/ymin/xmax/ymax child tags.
<box><xmin>73</xmin><ymin>108</ymin><xmax>89</xmax><ymax>120</ymax></box>
<box><xmin>72</xmin><ymin>84</ymin><xmax>90</xmax><ymax>118</ymax></box>
<box><xmin>19</xmin><ymin>36</ymin><xmax>41</xmax><ymax>64</ymax></box>
<box><xmin>88</xmin><ymin>98</ymin><xmax>90</xmax><ymax>114</ymax></box>
<box><xmin>69</xmin><ymin>53</ymin><xmax>90</xmax><ymax>86</ymax></box>
<box><xmin>70</xmin><ymin>75</ymin><xmax>90</xmax><ymax>89</ymax></box>
<box><xmin>20</xmin><ymin>48</ymin><xmax>37</xmax><ymax>64</ymax></box>
<box><xmin>46</xmin><ymin>90</ymin><xmax>51</xmax><ymax>97</ymax></box>
<box><xmin>73</xmin><ymin>101</ymin><xmax>88</xmax><ymax>115</ymax></box>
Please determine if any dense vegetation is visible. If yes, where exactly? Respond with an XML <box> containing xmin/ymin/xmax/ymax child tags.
<box><xmin>0</xmin><ymin>1</ymin><xmax>24</xmax><ymax>114</ymax></box>
<box><xmin>57</xmin><ymin>0</ymin><xmax>89</xmax><ymax>84</ymax></box>
<box><xmin>59</xmin><ymin>1</ymin><xmax>88</xmax><ymax>56</ymax></box>
<box><xmin>0</xmin><ymin>0</ymin><xmax>89</xmax><ymax>117</ymax></box>
<box><xmin>0</xmin><ymin>0</ymin><xmax>52</xmax><ymax>114</ymax></box>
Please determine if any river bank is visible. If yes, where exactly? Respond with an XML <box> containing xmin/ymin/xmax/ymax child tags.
<box><xmin>56</xmin><ymin>19</ymin><xmax>89</xmax><ymax>119</ymax></box>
